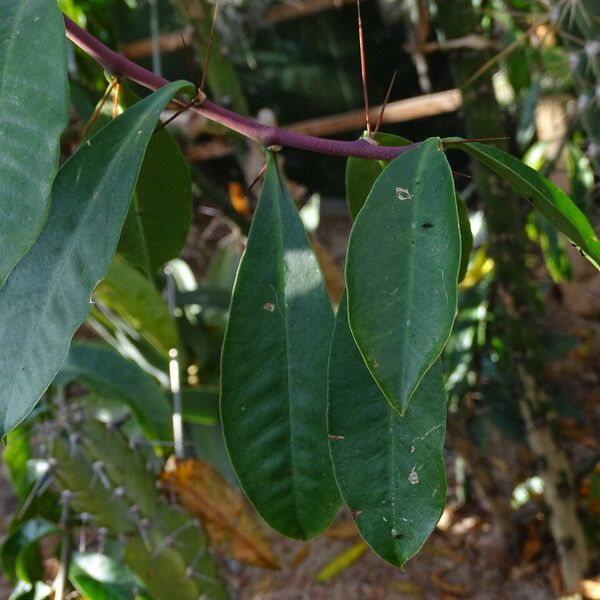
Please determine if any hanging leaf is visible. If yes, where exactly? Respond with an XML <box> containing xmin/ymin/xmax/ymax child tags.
<box><xmin>161</xmin><ymin>457</ymin><xmax>280</xmax><ymax>569</ymax></box>
<box><xmin>0</xmin><ymin>0</ymin><xmax>69</xmax><ymax>285</ymax></box>
<box><xmin>94</xmin><ymin>255</ymin><xmax>180</xmax><ymax>358</ymax></box>
<box><xmin>328</xmin><ymin>297</ymin><xmax>447</xmax><ymax>567</ymax></box>
<box><xmin>346</xmin><ymin>133</ymin><xmax>471</xmax><ymax>282</ymax></box>
<box><xmin>345</xmin><ymin>132</ymin><xmax>412</xmax><ymax>220</ymax></box>
<box><xmin>55</xmin><ymin>342</ymin><xmax>172</xmax><ymax>441</ymax></box>
<box><xmin>117</xmin><ymin>89</ymin><xmax>192</xmax><ymax>276</ymax></box>
<box><xmin>448</xmin><ymin>139</ymin><xmax>600</xmax><ymax>269</ymax></box>
<box><xmin>346</xmin><ymin>138</ymin><xmax>460</xmax><ymax>414</ymax></box>
<box><xmin>221</xmin><ymin>152</ymin><xmax>340</xmax><ymax>540</ymax></box>
<box><xmin>0</xmin><ymin>81</ymin><xmax>193</xmax><ymax>437</ymax></box>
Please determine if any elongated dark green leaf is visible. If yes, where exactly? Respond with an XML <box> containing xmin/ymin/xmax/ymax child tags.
<box><xmin>328</xmin><ymin>298</ymin><xmax>446</xmax><ymax>567</ymax></box>
<box><xmin>346</xmin><ymin>133</ymin><xmax>471</xmax><ymax>282</ymax></box>
<box><xmin>0</xmin><ymin>81</ymin><xmax>193</xmax><ymax>437</ymax></box>
<box><xmin>221</xmin><ymin>152</ymin><xmax>340</xmax><ymax>539</ymax></box>
<box><xmin>0</xmin><ymin>0</ymin><xmax>69</xmax><ymax>285</ymax></box>
<box><xmin>117</xmin><ymin>91</ymin><xmax>192</xmax><ymax>276</ymax></box>
<box><xmin>94</xmin><ymin>255</ymin><xmax>179</xmax><ymax>358</ymax></box>
<box><xmin>345</xmin><ymin>132</ymin><xmax>412</xmax><ymax>220</ymax></box>
<box><xmin>346</xmin><ymin>138</ymin><xmax>460</xmax><ymax>414</ymax></box>
<box><xmin>450</xmin><ymin>140</ymin><xmax>600</xmax><ymax>269</ymax></box>
<box><xmin>56</xmin><ymin>342</ymin><xmax>172</xmax><ymax>441</ymax></box>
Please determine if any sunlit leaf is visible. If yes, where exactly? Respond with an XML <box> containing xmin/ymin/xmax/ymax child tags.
<box><xmin>221</xmin><ymin>152</ymin><xmax>340</xmax><ymax>539</ymax></box>
<box><xmin>315</xmin><ymin>541</ymin><xmax>368</xmax><ymax>582</ymax></box>
<box><xmin>94</xmin><ymin>255</ymin><xmax>180</xmax><ymax>358</ymax></box>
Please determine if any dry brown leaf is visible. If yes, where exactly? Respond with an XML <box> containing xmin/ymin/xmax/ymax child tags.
<box><xmin>325</xmin><ymin>521</ymin><xmax>359</xmax><ymax>540</ymax></box>
<box><xmin>310</xmin><ymin>237</ymin><xmax>344</xmax><ymax>305</ymax></box>
<box><xmin>431</xmin><ymin>572</ymin><xmax>472</xmax><ymax>597</ymax></box>
<box><xmin>228</xmin><ymin>181</ymin><xmax>250</xmax><ymax>216</ymax></box>
<box><xmin>161</xmin><ymin>456</ymin><xmax>280</xmax><ymax>569</ymax></box>
<box><xmin>389</xmin><ymin>580</ymin><xmax>424</xmax><ymax>596</ymax></box>
<box><xmin>289</xmin><ymin>543</ymin><xmax>311</xmax><ymax>567</ymax></box>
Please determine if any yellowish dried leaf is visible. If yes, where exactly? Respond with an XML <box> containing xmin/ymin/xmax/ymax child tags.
<box><xmin>161</xmin><ymin>456</ymin><xmax>280</xmax><ymax>569</ymax></box>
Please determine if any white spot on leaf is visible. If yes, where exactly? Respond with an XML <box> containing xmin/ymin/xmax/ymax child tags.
<box><xmin>408</xmin><ymin>467</ymin><xmax>419</xmax><ymax>485</ymax></box>
<box><xmin>396</xmin><ymin>187</ymin><xmax>412</xmax><ymax>201</ymax></box>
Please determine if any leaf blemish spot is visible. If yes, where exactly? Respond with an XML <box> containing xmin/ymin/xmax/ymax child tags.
<box><xmin>391</xmin><ymin>528</ymin><xmax>403</xmax><ymax>539</ymax></box>
<box><xmin>395</xmin><ymin>187</ymin><xmax>412</xmax><ymax>201</ymax></box>
<box><xmin>421</xmin><ymin>222</ymin><xmax>433</xmax><ymax>229</ymax></box>
<box><xmin>408</xmin><ymin>467</ymin><xmax>419</xmax><ymax>485</ymax></box>
<box><xmin>263</xmin><ymin>302</ymin><xmax>275</xmax><ymax>312</ymax></box>
<box><xmin>328</xmin><ymin>434</ymin><xmax>345</xmax><ymax>441</ymax></box>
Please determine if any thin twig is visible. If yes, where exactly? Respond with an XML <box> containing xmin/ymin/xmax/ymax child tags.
<box><xmin>356</xmin><ymin>0</ymin><xmax>371</xmax><ymax>135</ymax></box>
<box><xmin>64</xmin><ymin>15</ymin><xmax>438</xmax><ymax>160</ymax></box>
<box><xmin>463</xmin><ymin>20</ymin><xmax>541</xmax><ymax>88</ymax></box>
<box><xmin>80</xmin><ymin>78</ymin><xmax>117</xmax><ymax>139</ymax></box>
<box><xmin>199</xmin><ymin>0</ymin><xmax>221</xmax><ymax>95</ymax></box>
<box><xmin>373</xmin><ymin>69</ymin><xmax>397</xmax><ymax>137</ymax></box>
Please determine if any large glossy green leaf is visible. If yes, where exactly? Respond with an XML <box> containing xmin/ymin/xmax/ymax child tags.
<box><xmin>345</xmin><ymin>132</ymin><xmax>412</xmax><ymax>220</ymax></box>
<box><xmin>0</xmin><ymin>0</ymin><xmax>69</xmax><ymax>285</ymax></box>
<box><xmin>117</xmin><ymin>90</ymin><xmax>192</xmax><ymax>276</ymax></box>
<box><xmin>450</xmin><ymin>140</ymin><xmax>600</xmax><ymax>269</ymax></box>
<box><xmin>56</xmin><ymin>342</ymin><xmax>172</xmax><ymax>441</ymax></box>
<box><xmin>346</xmin><ymin>138</ymin><xmax>460</xmax><ymax>414</ymax></box>
<box><xmin>0</xmin><ymin>81</ymin><xmax>193</xmax><ymax>437</ymax></box>
<box><xmin>220</xmin><ymin>152</ymin><xmax>340</xmax><ymax>539</ymax></box>
<box><xmin>328</xmin><ymin>297</ymin><xmax>446</xmax><ymax>567</ymax></box>
<box><xmin>346</xmin><ymin>133</ymin><xmax>471</xmax><ymax>282</ymax></box>
<box><xmin>94</xmin><ymin>255</ymin><xmax>179</xmax><ymax>358</ymax></box>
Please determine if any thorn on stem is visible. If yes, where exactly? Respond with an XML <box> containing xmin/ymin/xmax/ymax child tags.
<box><xmin>356</xmin><ymin>0</ymin><xmax>371</xmax><ymax>135</ymax></box>
<box><xmin>373</xmin><ymin>69</ymin><xmax>397</xmax><ymax>137</ymax></box>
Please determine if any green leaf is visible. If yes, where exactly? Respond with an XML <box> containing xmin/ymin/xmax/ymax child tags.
<box><xmin>456</xmin><ymin>195</ymin><xmax>473</xmax><ymax>283</ymax></box>
<box><xmin>220</xmin><ymin>152</ymin><xmax>340</xmax><ymax>539</ymax></box>
<box><xmin>56</xmin><ymin>342</ymin><xmax>172</xmax><ymax>441</ymax></box>
<box><xmin>346</xmin><ymin>138</ymin><xmax>460</xmax><ymax>414</ymax></box>
<box><xmin>94</xmin><ymin>255</ymin><xmax>180</xmax><ymax>358</ymax></box>
<box><xmin>449</xmin><ymin>140</ymin><xmax>600</xmax><ymax>269</ymax></box>
<box><xmin>69</xmin><ymin>552</ymin><xmax>146</xmax><ymax>600</ymax></box>
<box><xmin>345</xmin><ymin>132</ymin><xmax>412</xmax><ymax>221</ymax></box>
<box><xmin>0</xmin><ymin>81</ymin><xmax>193</xmax><ymax>437</ymax></box>
<box><xmin>328</xmin><ymin>297</ymin><xmax>447</xmax><ymax>567</ymax></box>
<box><xmin>0</xmin><ymin>0</ymin><xmax>69</xmax><ymax>285</ymax></box>
<box><xmin>117</xmin><ymin>90</ymin><xmax>192</xmax><ymax>276</ymax></box>
<box><xmin>4</xmin><ymin>428</ymin><xmax>32</xmax><ymax>499</ymax></box>
<box><xmin>181</xmin><ymin>387</ymin><xmax>219</xmax><ymax>425</ymax></box>
<box><xmin>0</xmin><ymin>519</ymin><xmax>58</xmax><ymax>582</ymax></box>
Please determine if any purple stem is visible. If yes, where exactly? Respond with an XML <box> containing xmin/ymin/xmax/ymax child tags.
<box><xmin>63</xmin><ymin>15</ymin><xmax>419</xmax><ymax>160</ymax></box>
